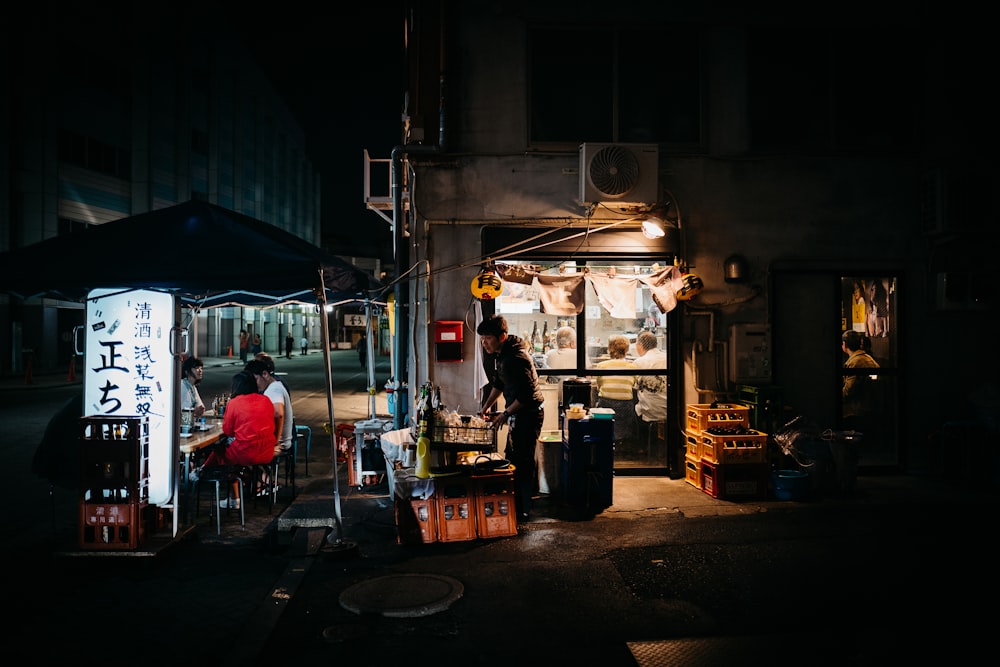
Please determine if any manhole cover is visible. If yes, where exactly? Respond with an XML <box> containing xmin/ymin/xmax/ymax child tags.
<box><xmin>339</xmin><ymin>573</ymin><xmax>464</xmax><ymax>618</ymax></box>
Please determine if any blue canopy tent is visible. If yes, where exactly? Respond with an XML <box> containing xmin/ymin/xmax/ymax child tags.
<box><xmin>0</xmin><ymin>200</ymin><xmax>384</xmax><ymax>547</ymax></box>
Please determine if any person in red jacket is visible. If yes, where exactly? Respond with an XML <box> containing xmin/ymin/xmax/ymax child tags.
<box><xmin>201</xmin><ymin>371</ymin><xmax>276</xmax><ymax>507</ymax></box>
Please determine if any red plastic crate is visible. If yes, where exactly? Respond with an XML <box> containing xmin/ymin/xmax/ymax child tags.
<box><xmin>700</xmin><ymin>460</ymin><xmax>768</xmax><ymax>500</ymax></box>
<box><xmin>79</xmin><ymin>501</ymin><xmax>147</xmax><ymax>550</ymax></box>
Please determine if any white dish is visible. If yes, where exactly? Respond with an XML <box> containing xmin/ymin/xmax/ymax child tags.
<box><xmin>180</xmin><ymin>433</ymin><xmax>192</xmax><ymax>438</ymax></box>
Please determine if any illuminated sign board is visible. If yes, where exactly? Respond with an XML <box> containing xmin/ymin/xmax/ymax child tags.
<box><xmin>84</xmin><ymin>288</ymin><xmax>179</xmax><ymax>505</ymax></box>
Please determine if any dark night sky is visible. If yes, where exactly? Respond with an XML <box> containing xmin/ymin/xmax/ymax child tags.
<box><xmin>228</xmin><ymin>3</ymin><xmax>405</xmax><ymax>261</ymax></box>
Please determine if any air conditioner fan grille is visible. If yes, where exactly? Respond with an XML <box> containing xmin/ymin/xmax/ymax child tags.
<box><xmin>589</xmin><ymin>145</ymin><xmax>640</xmax><ymax>197</ymax></box>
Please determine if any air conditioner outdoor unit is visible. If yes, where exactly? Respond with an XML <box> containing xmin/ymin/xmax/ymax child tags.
<box><xmin>579</xmin><ymin>143</ymin><xmax>659</xmax><ymax>208</ymax></box>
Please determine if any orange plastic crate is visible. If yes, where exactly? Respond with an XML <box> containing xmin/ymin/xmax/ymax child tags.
<box><xmin>474</xmin><ymin>474</ymin><xmax>517</xmax><ymax>539</ymax></box>
<box><xmin>700</xmin><ymin>430</ymin><xmax>767</xmax><ymax>464</ymax></box>
<box><xmin>685</xmin><ymin>404</ymin><xmax>750</xmax><ymax>432</ymax></box>
<box><xmin>684</xmin><ymin>453</ymin><xmax>702</xmax><ymax>489</ymax></box>
<box><xmin>435</xmin><ymin>480</ymin><xmax>476</xmax><ymax>542</ymax></box>
<box><xmin>395</xmin><ymin>496</ymin><xmax>438</xmax><ymax>545</ymax></box>
<box><xmin>684</xmin><ymin>429</ymin><xmax>703</xmax><ymax>459</ymax></box>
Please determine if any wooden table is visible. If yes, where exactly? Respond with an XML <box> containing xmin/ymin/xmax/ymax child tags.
<box><xmin>179</xmin><ymin>423</ymin><xmax>226</xmax><ymax>485</ymax></box>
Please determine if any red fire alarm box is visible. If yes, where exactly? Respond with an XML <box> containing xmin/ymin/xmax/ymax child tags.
<box><xmin>435</xmin><ymin>321</ymin><xmax>464</xmax><ymax>362</ymax></box>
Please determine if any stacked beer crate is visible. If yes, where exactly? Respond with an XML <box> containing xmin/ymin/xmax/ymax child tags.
<box><xmin>684</xmin><ymin>403</ymin><xmax>768</xmax><ymax>500</ymax></box>
<box><xmin>395</xmin><ymin>466</ymin><xmax>518</xmax><ymax>545</ymax></box>
<box><xmin>79</xmin><ymin>416</ymin><xmax>150</xmax><ymax>550</ymax></box>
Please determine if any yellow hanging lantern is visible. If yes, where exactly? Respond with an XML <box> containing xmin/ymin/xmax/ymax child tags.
<box><xmin>471</xmin><ymin>270</ymin><xmax>504</xmax><ymax>300</ymax></box>
<box><xmin>676</xmin><ymin>273</ymin><xmax>704</xmax><ymax>301</ymax></box>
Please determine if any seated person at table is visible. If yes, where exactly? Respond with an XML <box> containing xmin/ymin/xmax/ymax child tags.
<box><xmin>544</xmin><ymin>326</ymin><xmax>576</xmax><ymax>373</ymax></box>
<box><xmin>246</xmin><ymin>357</ymin><xmax>294</xmax><ymax>454</ymax></box>
<box><xmin>196</xmin><ymin>371</ymin><xmax>276</xmax><ymax>506</ymax></box>
<box><xmin>595</xmin><ymin>335</ymin><xmax>638</xmax><ymax>448</ymax></box>
<box><xmin>633</xmin><ymin>331</ymin><xmax>667</xmax><ymax>450</ymax></box>
<box><xmin>180</xmin><ymin>356</ymin><xmax>206</xmax><ymax>418</ymax></box>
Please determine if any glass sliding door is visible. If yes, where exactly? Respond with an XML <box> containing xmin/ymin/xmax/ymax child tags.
<box><xmin>494</xmin><ymin>260</ymin><xmax>675</xmax><ymax>472</ymax></box>
<box><xmin>840</xmin><ymin>275</ymin><xmax>899</xmax><ymax>468</ymax></box>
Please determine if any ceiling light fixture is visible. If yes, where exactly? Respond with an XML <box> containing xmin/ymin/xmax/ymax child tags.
<box><xmin>641</xmin><ymin>218</ymin><xmax>666</xmax><ymax>239</ymax></box>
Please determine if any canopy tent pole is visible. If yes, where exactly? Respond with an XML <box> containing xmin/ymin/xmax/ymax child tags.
<box><xmin>318</xmin><ymin>273</ymin><xmax>352</xmax><ymax>552</ymax></box>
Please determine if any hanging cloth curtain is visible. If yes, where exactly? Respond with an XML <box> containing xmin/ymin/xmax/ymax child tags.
<box><xmin>637</xmin><ymin>265</ymin><xmax>684</xmax><ymax>314</ymax></box>
<box><xmin>587</xmin><ymin>273</ymin><xmax>639</xmax><ymax>318</ymax></box>
<box><xmin>534</xmin><ymin>273</ymin><xmax>586</xmax><ymax>316</ymax></box>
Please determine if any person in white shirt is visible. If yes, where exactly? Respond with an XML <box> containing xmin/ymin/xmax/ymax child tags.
<box><xmin>245</xmin><ymin>356</ymin><xmax>294</xmax><ymax>453</ymax></box>
<box><xmin>544</xmin><ymin>326</ymin><xmax>576</xmax><ymax>371</ymax></box>
<box><xmin>633</xmin><ymin>331</ymin><xmax>667</xmax><ymax>449</ymax></box>
<box><xmin>180</xmin><ymin>356</ymin><xmax>206</xmax><ymax>418</ymax></box>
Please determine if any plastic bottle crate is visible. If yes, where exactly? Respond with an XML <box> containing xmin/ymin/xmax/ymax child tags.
<box><xmin>474</xmin><ymin>472</ymin><xmax>517</xmax><ymax>539</ymax></box>
<box><xmin>700</xmin><ymin>430</ymin><xmax>768</xmax><ymax>464</ymax></box>
<box><xmin>79</xmin><ymin>416</ymin><xmax>150</xmax><ymax>503</ymax></box>
<box><xmin>685</xmin><ymin>404</ymin><xmax>750</xmax><ymax>432</ymax></box>
<box><xmin>700</xmin><ymin>460</ymin><xmax>769</xmax><ymax>500</ymax></box>
<box><xmin>684</xmin><ymin>453</ymin><xmax>702</xmax><ymax>489</ymax></box>
<box><xmin>79</xmin><ymin>501</ymin><xmax>146</xmax><ymax>550</ymax></box>
<box><xmin>684</xmin><ymin>429</ymin><xmax>703</xmax><ymax>459</ymax></box>
<box><xmin>395</xmin><ymin>496</ymin><xmax>438</xmax><ymax>545</ymax></box>
<box><xmin>435</xmin><ymin>480</ymin><xmax>476</xmax><ymax>542</ymax></box>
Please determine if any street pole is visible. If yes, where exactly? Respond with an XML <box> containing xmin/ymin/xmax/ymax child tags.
<box><xmin>317</xmin><ymin>272</ymin><xmax>356</xmax><ymax>555</ymax></box>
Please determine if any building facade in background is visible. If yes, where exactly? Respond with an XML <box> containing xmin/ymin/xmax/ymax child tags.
<box><xmin>1</xmin><ymin>5</ymin><xmax>325</xmax><ymax>374</ymax></box>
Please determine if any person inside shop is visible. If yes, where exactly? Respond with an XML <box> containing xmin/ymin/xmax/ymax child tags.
<box><xmin>181</xmin><ymin>356</ymin><xmax>206</xmax><ymax>419</ymax></box>
<box><xmin>196</xmin><ymin>371</ymin><xmax>276</xmax><ymax>507</ymax></box>
<box><xmin>841</xmin><ymin>330</ymin><xmax>880</xmax><ymax>437</ymax></box>
<box><xmin>544</xmin><ymin>325</ymin><xmax>576</xmax><ymax>373</ymax></box>
<box><xmin>477</xmin><ymin>314</ymin><xmax>545</xmax><ymax>523</ymax></box>
<box><xmin>596</xmin><ymin>334</ymin><xmax>638</xmax><ymax>452</ymax></box>
<box><xmin>633</xmin><ymin>331</ymin><xmax>667</xmax><ymax>451</ymax></box>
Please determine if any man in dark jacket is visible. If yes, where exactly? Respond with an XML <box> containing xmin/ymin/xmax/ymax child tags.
<box><xmin>477</xmin><ymin>315</ymin><xmax>544</xmax><ymax>522</ymax></box>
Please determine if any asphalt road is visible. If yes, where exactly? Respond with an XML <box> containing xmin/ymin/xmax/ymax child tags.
<box><xmin>5</xmin><ymin>350</ymin><xmax>997</xmax><ymax>665</ymax></box>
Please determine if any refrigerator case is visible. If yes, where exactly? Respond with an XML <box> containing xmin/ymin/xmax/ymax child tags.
<box><xmin>561</xmin><ymin>417</ymin><xmax>614</xmax><ymax>512</ymax></box>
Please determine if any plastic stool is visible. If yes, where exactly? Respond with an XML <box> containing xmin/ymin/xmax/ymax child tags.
<box><xmin>295</xmin><ymin>424</ymin><xmax>312</xmax><ymax>476</ymax></box>
<box><xmin>273</xmin><ymin>446</ymin><xmax>296</xmax><ymax>500</ymax></box>
<box><xmin>195</xmin><ymin>465</ymin><xmax>247</xmax><ymax>535</ymax></box>
<box><xmin>250</xmin><ymin>461</ymin><xmax>278</xmax><ymax>513</ymax></box>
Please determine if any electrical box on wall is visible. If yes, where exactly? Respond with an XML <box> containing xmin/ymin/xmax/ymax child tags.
<box><xmin>434</xmin><ymin>320</ymin><xmax>464</xmax><ymax>362</ymax></box>
<box><xmin>729</xmin><ymin>323</ymin><xmax>771</xmax><ymax>385</ymax></box>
